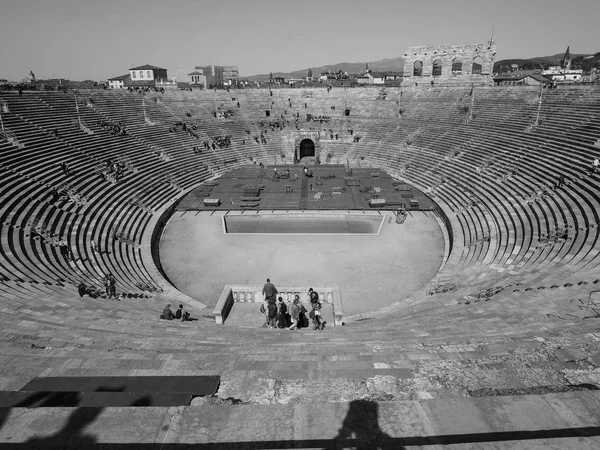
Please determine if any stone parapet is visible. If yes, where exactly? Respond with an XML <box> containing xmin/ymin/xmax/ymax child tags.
<box><xmin>213</xmin><ymin>285</ymin><xmax>344</xmax><ymax>326</ymax></box>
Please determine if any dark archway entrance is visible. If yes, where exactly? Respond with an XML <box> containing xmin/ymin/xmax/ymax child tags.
<box><xmin>299</xmin><ymin>139</ymin><xmax>315</xmax><ymax>159</ymax></box>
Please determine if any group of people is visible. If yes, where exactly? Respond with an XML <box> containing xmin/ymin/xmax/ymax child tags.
<box><xmin>261</xmin><ymin>279</ymin><xmax>326</xmax><ymax>331</ymax></box>
<box><xmin>97</xmin><ymin>120</ymin><xmax>127</xmax><ymax>136</ymax></box>
<box><xmin>161</xmin><ymin>303</ymin><xmax>191</xmax><ymax>322</ymax></box>
<box><xmin>100</xmin><ymin>158</ymin><xmax>127</xmax><ymax>184</ymax></box>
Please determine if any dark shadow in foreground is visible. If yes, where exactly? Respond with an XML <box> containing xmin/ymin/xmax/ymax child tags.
<box><xmin>1</xmin><ymin>398</ymin><xmax>600</xmax><ymax>448</ymax></box>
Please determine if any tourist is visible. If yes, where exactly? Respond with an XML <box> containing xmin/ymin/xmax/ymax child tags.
<box><xmin>262</xmin><ymin>278</ymin><xmax>278</xmax><ymax>303</ymax></box>
<box><xmin>288</xmin><ymin>295</ymin><xmax>300</xmax><ymax>330</ymax></box>
<box><xmin>90</xmin><ymin>240</ymin><xmax>98</xmax><ymax>255</ymax></box>
<box><xmin>310</xmin><ymin>302</ymin><xmax>326</xmax><ymax>330</ymax></box>
<box><xmin>161</xmin><ymin>304</ymin><xmax>174</xmax><ymax>320</ymax></box>
<box><xmin>267</xmin><ymin>300</ymin><xmax>277</xmax><ymax>328</ymax></box>
<box><xmin>260</xmin><ymin>299</ymin><xmax>270</xmax><ymax>327</ymax></box>
<box><xmin>592</xmin><ymin>157</ymin><xmax>600</xmax><ymax>174</ymax></box>
<box><xmin>308</xmin><ymin>288</ymin><xmax>319</xmax><ymax>306</ymax></box>
<box><xmin>78</xmin><ymin>282</ymin><xmax>86</xmax><ymax>297</ymax></box>
<box><xmin>277</xmin><ymin>296</ymin><xmax>288</xmax><ymax>328</ymax></box>
<box><xmin>49</xmin><ymin>188</ymin><xmax>59</xmax><ymax>204</ymax></box>
<box><xmin>175</xmin><ymin>304</ymin><xmax>191</xmax><ymax>321</ymax></box>
<box><xmin>59</xmin><ymin>243</ymin><xmax>72</xmax><ymax>262</ymax></box>
<box><xmin>108</xmin><ymin>273</ymin><xmax>117</xmax><ymax>298</ymax></box>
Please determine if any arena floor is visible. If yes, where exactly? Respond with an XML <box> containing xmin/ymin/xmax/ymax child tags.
<box><xmin>159</xmin><ymin>210</ymin><xmax>445</xmax><ymax>316</ymax></box>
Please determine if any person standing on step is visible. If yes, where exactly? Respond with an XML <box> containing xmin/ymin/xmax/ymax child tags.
<box><xmin>277</xmin><ymin>296</ymin><xmax>288</xmax><ymax>329</ymax></box>
<box><xmin>310</xmin><ymin>302</ymin><xmax>326</xmax><ymax>330</ymax></box>
<box><xmin>288</xmin><ymin>295</ymin><xmax>301</xmax><ymax>330</ymax></box>
<box><xmin>267</xmin><ymin>299</ymin><xmax>278</xmax><ymax>328</ymax></box>
<box><xmin>262</xmin><ymin>278</ymin><xmax>278</xmax><ymax>303</ymax></box>
<box><xmin>108</xmin><ymin>273</ymin><xmax>117</xmax><ymax>298</ymax></box>
<box><xmin>308</xmin><ymin>288</ymin><xmax>319</xmax><ymax>307</ymax></box>
<box><xmin>90</xmin><ymin>240</ymin><xmax>98</xmax><ymax>256</ymax></box>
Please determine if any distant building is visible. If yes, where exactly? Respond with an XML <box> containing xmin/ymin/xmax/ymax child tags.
<box><xmin>272</xmin><ymin>77</ymin><xmax>285</xmax><ymax>84</ymax></box>
<box><xmin>194</xmin><ymin>65</ymin><xmax>239</xmax><ymax>87</ymax></box>
<box><xmin>542</xmin><ymin>67</ymin><xmax>583</xmax><ymax>83</ymax></box>
<box><xmin>356</xmin><ymin>72</ymin><xmax>385</xmax><ymax>85</ymax></box>
<box><xmin>541</xmin><ymin>46</ymin><xmax>583</xmax><ymax>84</ymax></box>
<box><xmin>107</xmin><ymin>74</ymin><xmax>130</xmax><ymax>89</ymax></box>
<box><xmin>129</xmin><ymin>64</ymin><xmax>169</xmax><ymax>84</ymax></box>
<box><xmin>382</xmin><ymin>72</ymin><xmax>402</xmax><ymax>81</ymax></box>
<box><xmin>493</xmin><ymin>71</ymin><xmax>551</xmax><ymax>87</ymax></box>
<box><xmin>188</xmin><ymin>71</ymin><xmax>207</xmax><ymax>88</ymax></box>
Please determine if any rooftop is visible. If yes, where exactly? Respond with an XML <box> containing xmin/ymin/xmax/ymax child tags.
<box><xmin>129</xmin><ymin>64</ymin><xmax>166</xmax><ymax>71</ymax></box>
<box><xmin>107</xmin><ymin>74</ymin><xmax>130</xmax><ymax>81</ymax></box>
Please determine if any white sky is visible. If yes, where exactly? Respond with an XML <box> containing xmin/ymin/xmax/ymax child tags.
<box><xmin>0</xmin><ymin>0</ymin><xmax>598</xmax><ymax>81</ymax></box>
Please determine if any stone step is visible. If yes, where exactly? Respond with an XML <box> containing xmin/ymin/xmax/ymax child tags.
<box><xmin>1</xmin><ymin>391</ymin><xmax>600</xmax><ymax>448</ymax></box>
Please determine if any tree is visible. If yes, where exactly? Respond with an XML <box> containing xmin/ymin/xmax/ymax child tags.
<box><xmin>307</xmin><ymin>68</ymin><xmax>313</xmax><ymax>79</ymax></box>
<box><xmin>269</xmin><ymin>72</ymin><xmax>273</xmax><ymax>81</ymax></box>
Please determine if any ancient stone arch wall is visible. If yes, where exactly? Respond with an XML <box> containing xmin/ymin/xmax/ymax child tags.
<box><xmin>294</xmin><ymin>130</ymin><xmax>320</xmax><ymax>163</ymax></box>
<box><xmin>403</xmin><ymin>39</ymin><xmax>497</xmax><ymax>80</ymax></box>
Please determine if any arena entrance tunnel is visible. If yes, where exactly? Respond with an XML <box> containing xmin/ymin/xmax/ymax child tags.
<box><xmin>299</xmin><ymin>139</ymin><xmax>315</xmax><ymax>159</ymax></box>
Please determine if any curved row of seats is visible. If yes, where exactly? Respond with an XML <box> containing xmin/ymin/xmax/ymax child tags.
<box><xmin>0</xmin><ymin>87</ymin><xmax>599</xmax><ymax>343</ymax></box>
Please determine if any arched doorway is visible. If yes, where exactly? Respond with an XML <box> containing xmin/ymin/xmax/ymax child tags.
<box><xmin>299</xmin><ymin>139</ymin><xmax>315</xmax><ymax>159</ymax></box>
<box><xmin>452</xmin><ymin>58</ymin><xmax>462</xmax><ymax>75</ymax></box>
<box><xmin>432</xmin><ymin>58</ymin><xmax>442</xmax><ymax>77</ymax></box>
<box><xmin>413</xmin><ymin>61</ymin><xmax>423</xmax><ymax>77</ymax></box>
<box><xmin>472</xmin><ymin>56</ymin><xmax>483</xmax><ymax>75</ymax></box>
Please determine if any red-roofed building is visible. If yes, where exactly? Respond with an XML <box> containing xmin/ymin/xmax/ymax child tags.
<box><xmin>128</xmin><ymin>64</ymin><xmax>169</xmax><ymax>85</ymax></box>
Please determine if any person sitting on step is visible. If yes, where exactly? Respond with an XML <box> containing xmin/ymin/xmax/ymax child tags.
<box><xmin>161</xmin><ymin>304</ymin><xmax>174</xmax><ymax>320</ymax></box>
<box><xmin>175</xmin><ymin>304</ymin><xmax>191</xmax><ymax>322</ymax></box>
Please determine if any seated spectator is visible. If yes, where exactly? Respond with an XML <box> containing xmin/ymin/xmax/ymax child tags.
<box><xmin>49</xmin><ymin>188</ymin><xmax>59</xmax><ymax>204</ymax></box>
<box><xmin>592</xmin><ymin>157</ymin><xmax>600</xmax><ymax>174</ymax></box>
<box><xmin>78</xmin><ymin>282</ymin><xmax>87</xmax><ymax>297</ymax></box>
<box><xmin>161</xmin><ymin>304</ymin><xmax>175</xmax><ymax>320</ymax></box>
<box><xmin>175</xmin><ymin>304</ymin><xmax>191</xmax><ymax>321</ymax></box>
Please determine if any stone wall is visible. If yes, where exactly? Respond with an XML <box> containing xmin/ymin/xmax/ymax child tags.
<box><xmin>403</xmin><ymin>39</ymin><xmax>497</xmax><ymax>83</ymax></box>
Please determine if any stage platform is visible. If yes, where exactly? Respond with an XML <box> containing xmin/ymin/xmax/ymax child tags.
<box><xmin>176</xmin><ymin>164</ymin><xmax>434</xmax><ymax>211</ymax></box>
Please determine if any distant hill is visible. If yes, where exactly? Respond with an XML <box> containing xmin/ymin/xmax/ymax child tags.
<box><xmin>244</xmin><ymin>56</ymin><xmax>405</xmax><ymax>81</ymax></box>
<box><xmin>494</xmin><ymin>52</ymin><xmax>600</xmax><ymax>73</ymax></box>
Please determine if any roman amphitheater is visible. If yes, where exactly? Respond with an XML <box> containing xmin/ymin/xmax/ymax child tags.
<box><xmin>1</xmin><ymin>57</ymin><xmax>600</xmax><ymax>447</ymax></box>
